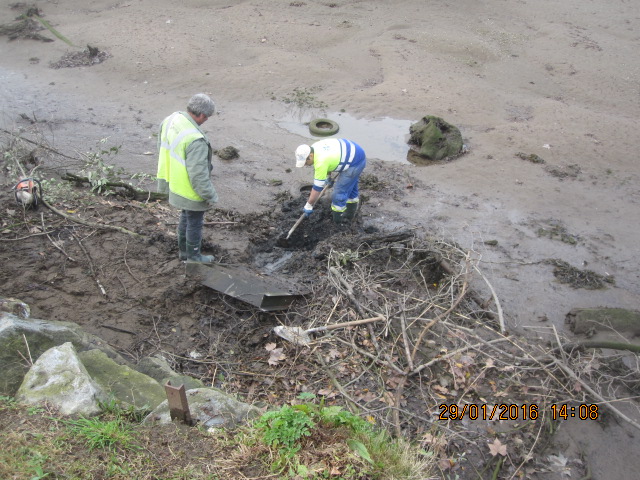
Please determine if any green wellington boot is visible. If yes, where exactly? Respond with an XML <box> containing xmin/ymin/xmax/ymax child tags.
<box><xmin>332</xmin><ymin>210</ymin><xmax>347</xmax><ymax>224</ymax></box>
<box><xmin>344</xmin><ymin>201</ymin><xmax>359</xmax><ymax>221</ymax></box>
<box><xmin>177</xmin><ymin>228</ymin><xmax>187</xmax><ymax>261</ymax></box>
<box><xmin>185</xmin><ymin>242</ymin><xmax>215</xmax><ymax>264</ymax></box>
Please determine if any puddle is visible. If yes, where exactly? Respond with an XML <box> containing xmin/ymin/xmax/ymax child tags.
<box><xmin>277</xmin><ymin>112</ymin><xmax>413</xmax><ymax>163</ymax></box>
<box><xmin>254</xmin><ymin>250</ymin><xmax>294</xmax><ymax>274</ymax></box>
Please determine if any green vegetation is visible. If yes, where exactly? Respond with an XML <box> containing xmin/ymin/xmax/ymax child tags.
<box><xmin>250</xmin><ymin>392</ymin><xmax>431</xmax><ymax>479</ymax></box>
<box><xmin>280</xmin><ymin>87</ymin><xmax>328</xmax><ymax>109</ymax></box>
<box><xmin>0</xmin><ymin>394</ymin><xmax>435</xmax><ymax>480</ymax></box>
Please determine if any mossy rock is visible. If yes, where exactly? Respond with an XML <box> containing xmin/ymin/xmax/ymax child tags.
<box><xmin>408</xmin><ymin>116</ymin><xmax>463</xmax><ymax>163</ymax></box>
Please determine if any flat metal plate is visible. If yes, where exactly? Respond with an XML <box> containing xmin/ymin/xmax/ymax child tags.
<box><xmin>186</xmin><ymin>263</ymin><xmax>306</xmax><ymax>311</ymax></box>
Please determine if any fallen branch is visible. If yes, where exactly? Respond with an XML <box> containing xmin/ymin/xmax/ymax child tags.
<box><xmin>61</xmin><ymin>172</ymin><xmax>167</xmax><ymax>202</ymax></box>
<box><xmin>42</xmin><ymin>197</ymin><xmax>142</xmax><ymax>238</ymax></box>
<box><xmin>550</xmin><ymin>357</ymin><xmax>640</xmax><ymax>432</ymax></box>
<box><xmin>559</xmin><ymin>341</ymin><xmax>640</xmax><ymax>355</ymax></box>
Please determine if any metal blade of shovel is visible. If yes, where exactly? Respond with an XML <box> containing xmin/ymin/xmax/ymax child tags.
<box><xmin>274</xmin><ymin>315</ymin><xmax>385</xmax><ymax>346</ymax></box>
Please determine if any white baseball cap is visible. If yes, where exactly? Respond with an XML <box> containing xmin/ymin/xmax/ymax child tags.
<box><xmin>295</xmin><ymin>144</ymin><xmax>311</xmax><ymax>167</ymax></box>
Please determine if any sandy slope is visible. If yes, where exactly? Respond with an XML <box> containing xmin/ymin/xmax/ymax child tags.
<box><xmin>1</xmin><ymin>1</ymin><xmax>639</xmax><ymax>478</ymax></box>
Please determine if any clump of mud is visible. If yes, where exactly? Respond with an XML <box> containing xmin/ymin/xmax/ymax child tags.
<box><xmin>546</xmin><ymin>258</ymin><xmax>615</xmax><ymax>289</ymax></box>
<box><xmin>50</xmin><ymin>45</ymin><xmax>111</xmax><ymax>69</ymax></box>
<box><xmin>0</xmin><ymin>6</ymin><xmax>52</xmax><ymax>42</ymax></box>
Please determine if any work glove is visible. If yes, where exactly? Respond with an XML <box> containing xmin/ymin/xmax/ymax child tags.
<box><xmin>302</xmin><ymin>202</ymin><xmax>314</xmax><ymax>217</ymax></box>
<box><xmin>326</xmin><ymin>176</ymin><xmax>335</xmax><ymax>188</ymax></box>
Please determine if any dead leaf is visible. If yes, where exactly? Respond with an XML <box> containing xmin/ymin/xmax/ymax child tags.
<box><xmin>267</xmin><ymin>347</ymin><xmax>286</xmax><ymax>366</ymax></box>
<box><xmin>356</xmin><ymin>390</ymin><xmax>377</xmax><ymax>402</ymax></box>
<box><xmin>325</xmin><ymin>348</ymin><xmax>341</xmax><ymax>360</ymax></box>
<box><xmin>265</xmin><ymin>342</ymin><xmax>277</xmax><ymax>352</ymax></box>
<box><xmin>547</xmin><ymin>453</ymin><xmax>572</xmax><ymax>476</ymax></box>
<box><xmin>488</xmin><ymin>438</ymin><xmax>507</xmax><ymax>457</ymax></box>
<box><xmin>317</xmin><ymin>388</ymin><xmax>336</xmax><ymax>398</ymax></box>
<box><xmin>433</xmin><ymin>385</ymin><xmax>449</xmax><ymax>395</ymax></box>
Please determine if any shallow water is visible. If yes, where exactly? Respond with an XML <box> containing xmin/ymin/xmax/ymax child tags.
<box><xmin>277</xmin><ymin>112</ymin><xmax>412</xmax><ymax>163</ymax></box>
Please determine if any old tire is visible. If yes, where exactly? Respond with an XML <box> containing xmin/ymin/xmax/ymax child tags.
<box><xmin>309</xmin><ymin>118</ymin><xmax>339</xmax><ymax>136</ymax></box>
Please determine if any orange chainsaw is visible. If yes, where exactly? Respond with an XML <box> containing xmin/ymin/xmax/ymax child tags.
<box><xmin>14</xmin><ymin>178</ymin><xmax>42</xmax><ymax>209</ymax></box>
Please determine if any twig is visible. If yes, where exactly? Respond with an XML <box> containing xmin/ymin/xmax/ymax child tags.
<box><xmin>123</xmin><ymin>239</ymin><xmax>141</xmax><ymax>283</ymax></box>
<box><xmin>100</xmin><ymin>324</ymin><xmax>137</xmax><ymax>335</ymax></box>
<box><xmin>166</xmin><ymin>221</ymin><xmax>238</xmax><ymax>226</ymax></box>
<box><xmin>40</xmin><ymin>212</ymin><xmax>75</xmax><ymax>261</ymax></box>
<box><xmin>412</xmin><ymin>337</ymin><xmax>509</xmax><ymax>374</ymax></box>
<box><xmin>0</xmin><ymin>127</ymin><xmax>79</xmax><ymax>161</ymax></box>
<box><xmin>22</xmin><ymin>334</ymin><xmax>33</xmax><ymax>365</ymax></box>
<box><xmin>552</xmin><ymin>324</ymin><xmax>568</xmax><ymax>364</ymax></box>
<box><xmin>398</xmin><ymin>309</ymin><xmax>414</xmax><ymax>371</ymax></box>
<box><xmin>73</xmin><ymin>234</ymin><xmax>107</xmax><ymax>297</ymax></box>
<box><xmin>313</xmin><ymin>351</ymin><xmax>361</xmax><ymax>413</ymax></box>
<box><xmin>474</xmin><ymin>264</ymin><xmax>506</xmax><ymax>334</ymax></box>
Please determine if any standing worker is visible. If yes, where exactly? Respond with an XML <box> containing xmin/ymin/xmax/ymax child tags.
<box><xmin>157</xmin><ymin>93</ymin><xmax>218</xmax><ymax>263</ymax></box>
<box><xmin>295</xmin><ymin>138</ymin><xmax>366</xmax><ymax>224</ymax></box>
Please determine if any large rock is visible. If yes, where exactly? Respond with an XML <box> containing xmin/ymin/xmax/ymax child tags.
<box><xmin>407</xmin><ymin>115</ymin><xmax>463</xmax><ymax>163</ymax></box>
<box><xmin>79</xmin><ymin>349</ymin><xmax>167</xmax><ymax>410</ymax></box>
<box><xmin>566</xmin><ymin>307</ymin><xmax>640</xmax><ymax>337</ymax></box>
<box><xmin>136</xmin><ymin>354</ymin><xmax>205</xmax><ymax>391</ymax></box>
<box><xmin>0</xmin><ymin>312</ymin><xmax>129</xmax><ymax>395</ymax></box>
<box><xmin>16</xmin><ymin>342</ymin><xmax>107</xmax><ymax>416</ymax></box>
<box><xmin>144</xmin><ymin>387</ymin><xmax>261</xmax><ymax>428</ymax></box>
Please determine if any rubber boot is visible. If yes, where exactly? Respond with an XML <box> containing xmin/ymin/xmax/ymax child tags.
<box><xmin>177</xmin><ymin>228</ymin><xmax>187</xmax><ymax>261</ymax></box>
<box><xmin>186</xmin><ymin>241</ymin><xmax>215</xmax><ymax>264</ymax></box>
<box><xmin>332</xmin><ymin>210</ymin><xmax>347</xmax><ymax>224</ymax></box>
<box><xmin>344</xmin><ymin>201</ymin><xmax>359</xmax><ymax>221</ymax></box>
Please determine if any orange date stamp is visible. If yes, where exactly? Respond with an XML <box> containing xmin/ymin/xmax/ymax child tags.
<box><xmin>439</xmin><ymin>403</ymin><xmax>600</xmax><ymax>421</ymax></box>
<box><xmin>438</xmin><ymin>403</ymin><xmax>540</xmax><ymax>421</ymax></box>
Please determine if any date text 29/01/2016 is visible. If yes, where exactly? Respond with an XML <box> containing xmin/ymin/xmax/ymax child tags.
<box><xmin>438</xmin><ymin>403</ymin><xmax>599</xmax><ymax>421</ymax></box>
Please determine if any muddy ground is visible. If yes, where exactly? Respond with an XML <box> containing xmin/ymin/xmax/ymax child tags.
<box><xmin>1</xmin><ymin>0</ymin><xmax>640</xmax><ymax>478</ymax></box>
<box><xmin>1</xmin><ymin>149</ymin><xmax>638</xmax><ymax>479</ymax></box>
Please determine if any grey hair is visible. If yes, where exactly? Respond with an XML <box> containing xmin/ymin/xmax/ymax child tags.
<box><xmin>187</xmin><ymin>93</ymin><xmax>215</xmax><ymax>117</ymax></box>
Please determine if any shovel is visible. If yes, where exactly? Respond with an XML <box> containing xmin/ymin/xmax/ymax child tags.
<box><xmin>285</xmin><ymin>174</ymin><xmax>339</xmax><ymax>240</ymax></box>
<box><xmin>273</xmin><ymin>315</ymin><xmax>386</xmax><ymax>346</ymax></box>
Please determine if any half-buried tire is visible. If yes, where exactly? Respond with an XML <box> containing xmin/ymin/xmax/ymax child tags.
<box><xmin>309</xmin><ymin>118</ymin><xmax>339</xmax><ymax>136</ymax></box>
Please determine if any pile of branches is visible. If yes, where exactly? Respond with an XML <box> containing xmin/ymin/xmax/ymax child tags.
<box><xmin>265</xmin><ymin>233</ymin><xmax>640</xmax><ymax>478</ymax></box>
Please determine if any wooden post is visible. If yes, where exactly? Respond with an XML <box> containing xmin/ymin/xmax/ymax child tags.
<box><xmin>164</xmin><ymin>381</ymin><xmax>193</xmax><ymax>426</ymax></box>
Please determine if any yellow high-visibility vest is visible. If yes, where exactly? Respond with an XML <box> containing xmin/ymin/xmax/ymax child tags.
<box><xmin>157</xmin><ymin>112</ymin><xmax>206</xmax><ymax>201</ymax></box>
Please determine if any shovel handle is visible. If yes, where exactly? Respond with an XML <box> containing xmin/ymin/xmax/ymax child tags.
<box><xmin>286</xmin><ymin>212</ymin><xmax>306</xmax><ymax>239</ymax></box>
<box><xmin>285</xmin><ymin>173</ymin><xmax>340</xmax><ymax>239</ymax></box>
<box><xmin>306</xmin><ymin>315</ymin><xmax>386</xmax><ymax>333</ymax></box>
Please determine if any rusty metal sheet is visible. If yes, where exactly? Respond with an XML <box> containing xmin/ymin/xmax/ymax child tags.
<box><xmin>186</xmin><ymin>262</ymin><xmax>306</xmax><ymax>311</ymax></box>
<box><xmin>164</xmin><ymin>381</ymin><xmax>193</xmax><ymax>425</ymax></box>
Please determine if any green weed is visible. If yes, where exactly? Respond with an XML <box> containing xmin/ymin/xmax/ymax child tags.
<box><xmin>281</xmin><ymin>87</ymin><xmax>328</xmax><ymax>109</ymax></box>
<box><xmin>64</xmin><ymin>416</ymin><xmax>139</xmax><ymax>452</ymax></box>
<box><xmin>79</xmin><ymin>138</ymin><xmax>125</xmax><ymax>194</ymax></box>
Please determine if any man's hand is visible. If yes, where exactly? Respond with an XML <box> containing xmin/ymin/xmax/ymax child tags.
<box><xmin>303</xmin><ymin>202</ymin><xmax>314</xmax><ymax>217</ymax></box>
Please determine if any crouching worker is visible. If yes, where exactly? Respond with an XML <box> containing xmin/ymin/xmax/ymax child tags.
<box><xmin>157</xmin><ymin>93</ymin><xmax>218</xmax><ymax>263</ymax></box>
<box><xmin>295</xmin><ymin>138</ymin><xmax>366</xmax><ymax>224</ymax></box>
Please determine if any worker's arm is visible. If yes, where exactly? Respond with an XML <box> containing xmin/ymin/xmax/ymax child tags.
<box><xmin>185</xmin><ymin>139</ymin><xmax>218</xmax><ymax>205</ymax></box>
<box><xmin>307</xmin><ymin>188</ymin><xmax>321</xmax><ymax>206</ymax></box>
